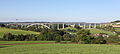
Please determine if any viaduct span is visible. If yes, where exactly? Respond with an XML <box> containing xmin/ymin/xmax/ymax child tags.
<box><xmin>9</xmin><ymin>22</ymin><xmax>113</xmax><ymax>29</ymax></box>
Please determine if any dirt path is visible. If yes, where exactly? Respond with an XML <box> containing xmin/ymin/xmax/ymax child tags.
<box><xmin>0</xmin><ymin>43</ymin><xmax>56</xmax><ymax>45</ymax></box>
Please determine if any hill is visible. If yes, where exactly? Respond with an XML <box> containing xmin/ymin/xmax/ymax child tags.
<box><xmin>0</xmin><ymin>27</ymin><xmax>39</xmax><ymax>38</ymax></box>
<box><xmin>111</xmin><ymin>20</ymin><xmax>120</xmax><ymax>23</ymax></box>
<box><xmin>62</xmin><ymin>27</ymin><xmax>116</xmax><ymax>36</ymax></box>
<box><xmin>89</xmin><ymin>29</ymin><xmax>116</xmax><ymax>36</ymax></box>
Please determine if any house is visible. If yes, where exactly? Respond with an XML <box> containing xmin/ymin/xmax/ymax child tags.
<box><xmin>112</xmin><ymin>22</ymin><xmax>120</xmax><ymax>28</ymax></box>
<box><xmin>93</xmin><ymin>33</ymin><xmax>109</xmax><ymax>37</ymax></box>
<box><xmin>112</xmin><ymin>25</ymin><xmax>120</xmax><ymax>27</ymax></box>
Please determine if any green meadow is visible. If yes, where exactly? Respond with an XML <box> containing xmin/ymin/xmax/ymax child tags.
<box><xmin>63</xmin><ymin>27</ymin><xmax>116</xmax><ymax>36</ymax></box>
<box><xmin>0</xmin><ymin>27</ymin><xmax>39</xmax><ymax>38</ymax></box>
<box><xmin>0</xmin><ymin>42</ymin><xmax>120</xmax><ymax>54</ymax></box>
<box><xmin>0</xmin><ymin>27</ymin><xmax>119</xmax><ymax>54</ymax></box>
<box><xmin>114</xmin><ymin>28</ymin><xmax>120</xmax><ymax>32</ymax></box>
<box><xmin>89</xmin><ymin>29</ymin><xmax>117</xmax><ymax>36</ymax></box>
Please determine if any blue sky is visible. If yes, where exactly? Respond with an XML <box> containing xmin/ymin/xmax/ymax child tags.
<box><xmin>0</xmin><ymin>0</ymin><xmax>120</xmax><ymax>22</ymax></box>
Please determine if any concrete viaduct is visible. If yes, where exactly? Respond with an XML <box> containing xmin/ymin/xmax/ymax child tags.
<box><xmin>9</xmin><ymin>22</ymin><xmax>114</xmax><ymax>29</ymax></box>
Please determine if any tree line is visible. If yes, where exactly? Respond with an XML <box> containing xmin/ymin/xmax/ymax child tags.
<box><xmin>1</xmin><ymin>24</ymin><xmax>120</xmax><ymax>44</ymax></box>
<box><xmin>1</xmin><ymin>29</ymin><xmax>113</xmax><ymax>44</ymax></box>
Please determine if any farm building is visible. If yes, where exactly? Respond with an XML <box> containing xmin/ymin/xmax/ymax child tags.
<box><xmin>112</xmin><ymin>22</ymin><xmax>120</xmax><ymax>28</ymax></box>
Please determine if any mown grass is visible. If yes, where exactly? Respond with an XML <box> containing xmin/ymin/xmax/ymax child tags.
<box><xmin>0</xmin><ymin>43</ymin><xmax>120</xmax><ymax>54</ymax></box>
<box><xmin>89</xmin><ymin>29</ymin><xmax>116</xmax><ymax>36</ymax></box>
<box><xmin>0</xmin><ymin>27</ymin><xmax>39</xmax><ymax>38</ymax></box>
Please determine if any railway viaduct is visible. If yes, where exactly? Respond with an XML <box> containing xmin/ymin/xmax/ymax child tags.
<box><xmin>9</xmin><ymin>22</ymin><xmax>114</xmax><ymax>29</ymax></box>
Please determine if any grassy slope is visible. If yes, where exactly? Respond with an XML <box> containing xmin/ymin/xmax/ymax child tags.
<box><xmin>63</xmin><ymin>27</ymin><xmax>116</xmax><ymax>36</ymax></box>
<box><xmin>0</xmin><ymin>44</ymin><xmax>120</xmax><ymax>54</ymax></box>
<box><xmin>0</xmin><ymin>27</ymin><xmax>39</xmax><ymax>38</ymax></box>
<box><xmin>89</xmin><ymin>29</ymin><xmax>116</xmax><ymax>36</ymax></box>
<box><xmin>114</xmin><ymin>28</ymin><xmax>120</xmax><ymax>32</ymax></box>
<box><xmin>62</xmin><ymin>27</ymin><xmax>78</xmax><ymax>34</ymax></box>
<box><xmin>63</xmin><ymin>27</ymin><xmax>78</xmax><ymax>31</ymax></box>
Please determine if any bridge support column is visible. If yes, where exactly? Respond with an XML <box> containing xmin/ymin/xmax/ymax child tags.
<box><xmin>52</xmin><ymin>24</ymin><xmax>54</xmax><ymax>29</ymax></box>
<box><xmin>89</xmin><ymin>24</ymin><xmax>91</xmax><ymax>29</ymax></box>
<box><xmin>20</xmin><ymin>24</ymin><xmax>23</xmax><ymax>28</ymax></box>
<box><xmin>94</xmin><ymin>24</ymin><xmax>96</xmax><ymax>28</ymax></box>
<box><xmin>57</xmin><ymin>24</ymin><xmax>59</xmax><ymax>29</ymax></box>
<box><xmin>79</xmin><ymin>24</ymin><xmax>81</xmax><ymax>27</ymax></box>
<box><xmin>73</xmin><ymin>24</ymin><xmax>75</xmax><ymax>28</ymax></box>
<box><xmin>105</xmin><ymin>24</ymin><xmax>107</xmax><ymax>27</ymax></box>
<box><xmin>62</xmin><ymin>24</ymin><xmax>64</xmax><ymax>29</ymax></box>
<box><xmin>48</xmin><ymin>24</ymin><xmax>51</xmax><ymax>28</ymax></box>
<box><xmin>100</xmin><ymin>24</ymin><xmax>102</xmax><ymax>28</ymax></box>
<box><xmin>83</xmin><ymin>24</ymin><xmax>86</xmax><ymax>29</ymax></box>
<box><xmin>110</xmin><ymin>23</ymin><xmax>113</xmax><ymax>25</ymax></box>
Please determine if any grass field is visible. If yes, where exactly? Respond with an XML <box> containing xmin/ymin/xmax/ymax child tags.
<box><xmin>63</xmin><ymin>27</ymin><xmax>78</xmax><ymax>31</ymax></box>
<box><xmin>63</xmin><ymin>27</ymin><xmax>78</xmax><ymax>32</ymax></box>
<box><xmin>0</xmin><ymin>27</ymin><xmax>39</xmax><ymax>38</ymax></box>
<box><xmin>0</xmin><ymin>27</ymin><xmax>119</xmax><ymax>54</ymax></box>
<box><xmin>89</xmin><ymin>29</ymin><xmax>117</xmax><ymax>36</ymax></box>
<box><xmin>114</xmin><ymin>28</ymin><xmax>120</xmax><ymax>32</ymax></box>
<box><xmin>0</xmin><ymin>41</ymin><xmax>120</xmax><ymax>54</ymax></box>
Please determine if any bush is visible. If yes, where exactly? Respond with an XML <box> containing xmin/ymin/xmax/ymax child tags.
<box><xmin>94</xmin><ymin>36</ymin><xmax>107</xmax><ymax>44</ymax></box>
<box><xmin>55</xmin><ymin>35</ymin><xmax>62</xmax><ymax>43</ymax></box>
<box><xmin>3</xmin><ymin>33</ymin><xmax>38</xmax><ymax>41</ymax></box>
<box><xmin>105</xmin><ymin>36</ymin><xmax>120</xmax><ymax>44</ymax></box>
<box><xmin>63</xmin><ymin>33</ymin><xmax>71</xmax><ymax>41</ymax></box>
<box><xmin>3</xmin><ymin>33</ymin><xmax>14</xmax><ymax>41</ymax></box>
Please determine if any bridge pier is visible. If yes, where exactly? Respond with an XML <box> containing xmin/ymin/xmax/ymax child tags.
<box><xmin>62</xmin><ymin>24</ymin><xmax>64</xmax><ymax>29</ymax></box>
<box><xmin>57</xmin><ymin>24</ymin><xmax>59</xmax><ymax>29</ymax></box>
<box><xmin>89</xmin><ymin>24</ymin><xmax>91</xmax><ymax>29</ymax></box>
<box><xmin>79</xmin><ymin>24</ymin><xmax>81</xmax><ymax>27</ymax></box>
<box><xmin>100</xmin><ymin>24</ymin><xmax>102</xmax><ymax>28</ymax></box>
<box><xmin>52</xmin><ymin>24</ymin><xmax>54</xmax><ymax>29</ymax></box>
<box><xmin>48</xmin><ymin>24</ymin><xmax>51</xmax><ymax>28</ymax></box>
<box><xmin>73</xmin><ymin>24</ymin><xmax>75</xmax><ymax>28</ymax></box>
<box><xmin>94</xmin><ymin>24</ymin><xmax>96</xmax><ymax>28</ymax></box>
<box><xmin>104</xmin><ymin>24</ymin><xmax>107</xmax><ymax>26</ymax></box>
<box><xmin>83</xmin><ymin>24</ymin><xmax>86</xmax><ymax>29</ymax></box>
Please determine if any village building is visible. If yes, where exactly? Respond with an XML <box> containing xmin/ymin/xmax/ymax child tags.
<box><xmin>112</xmin><ymin>22</ymin><xmax>120</xmax><ymax>28</ymax></box>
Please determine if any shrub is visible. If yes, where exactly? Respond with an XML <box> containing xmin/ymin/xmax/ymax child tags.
<box><xmin>55</xmin><ymin>35</ymin><xmax>62</xmax><ymax>43</ymax></box>
<box><xmin>3</xmin><ymin>33</ymin><xmax>14</xmax><ymax>41</ymax></box>
<box><xmin>63</xmin><ymin>33</ymin><xmax>71</xmax><ymax>41</ymax></box>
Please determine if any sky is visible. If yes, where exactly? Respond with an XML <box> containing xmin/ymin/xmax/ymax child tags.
<box><xmin>0</xmin><ymin>0</ymin><xmax>120</xmax><ymax>23</ymax></box>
